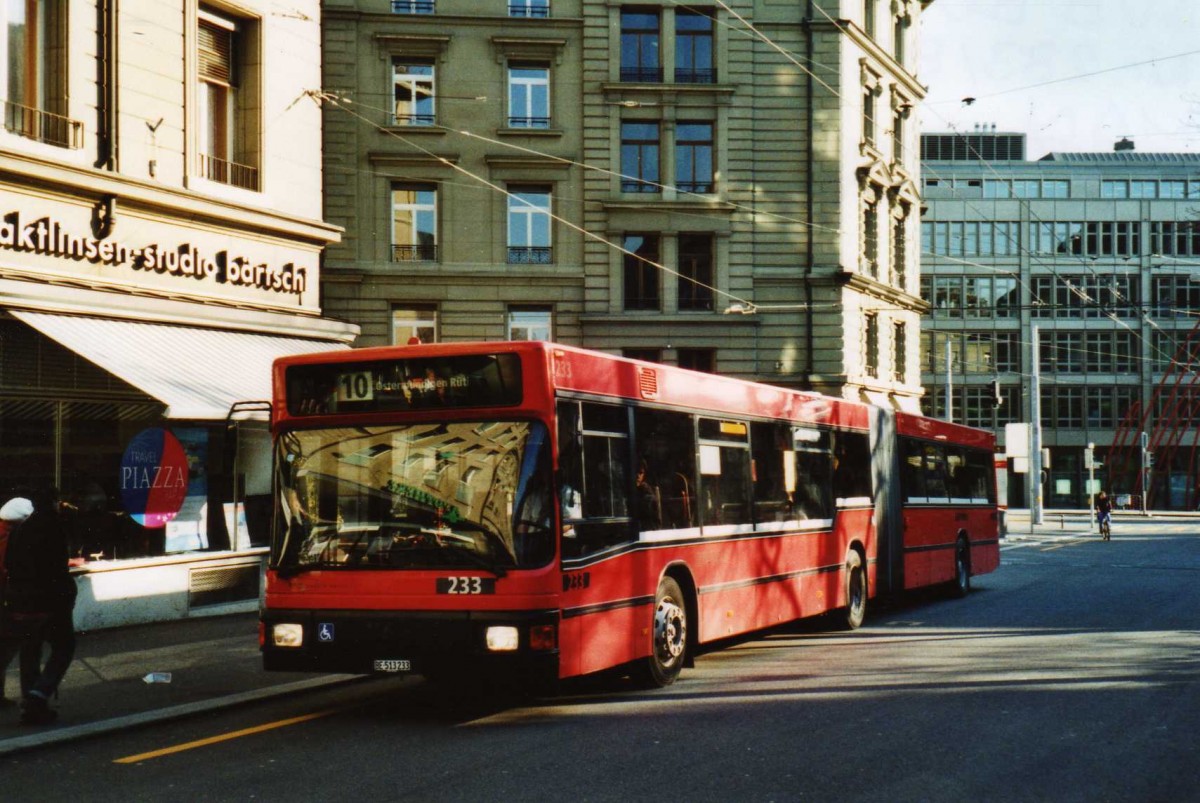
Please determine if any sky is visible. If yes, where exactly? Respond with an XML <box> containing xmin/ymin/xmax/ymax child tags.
<box><xmin>918</xmin><ymin>0</ymin><xmax>1200</xmax><ymax>158</ymax></box>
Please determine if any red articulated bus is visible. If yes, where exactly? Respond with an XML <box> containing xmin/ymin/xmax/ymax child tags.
<box><xmin>261</xmin><ymin>341</ymin><xmax>999</xmax><ymax>688</ymax></box>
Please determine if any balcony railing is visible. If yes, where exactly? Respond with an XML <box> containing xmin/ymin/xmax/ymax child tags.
<box><xmin>507</xmin><ymin>116</ymin><xmax>550</xmax><ymax>129</ymax></box>
<box><xmin>392</xmin><ymin>244</ymin><xmax>438</xmax><ymax>262</ymax></box>
<box><xmin>676</xmin><ymin>181</ymin><xmax>713</xmax><ymax>194</ymax></box>
<box><xmin>507</xmin><ymin>246</ymin><xmax>553</xmax><ymax>265</ymax></box>
<box><xmin>621</xmin><ymin>179</ymin><xmax>660</xmax><ymax>193</ymax></box>
<box><xmin>199</xmin><ymin>154</ymin><xmax>259</xmax><ymax>191</ymax></box>
<box><xmin>509</xmin><ymin>3</ymin><xmax>550</xmax><ymax>17</ymax></box>
<box><xmin>3</xmin><ymin>100</ymin><xmax>83</xmax><ymax>149</ymax></box>
<box><xmin>393</xmin><ymin>113</ymin><xmax>436</xmax><ymax>126</ymax></box>
<box><xmin>619</xmin><ymin>67</ymin><xmax>663</xmax><ymax>83</ymax></box>
<box><xmin>674</xmin><ymin>68</ymin><xmax>717</xmax><ymax>84</ymax></box>
<box><xmin>392</xmin><ymin>0</ymin><xmax>434</xmax><ymax>13</ymax></box>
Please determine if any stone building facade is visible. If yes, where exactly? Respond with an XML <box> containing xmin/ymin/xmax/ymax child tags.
<box><xmin>0</xmin><ymin>1</ymin><xmax>356</xmax><ymax>628</ymax></box>
<box><xmin>321</xmin><ymin>0</ymin><xmax>931</xmax><ymax>408</ymax></box>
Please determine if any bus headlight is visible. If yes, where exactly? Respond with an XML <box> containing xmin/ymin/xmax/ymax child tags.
<box><xmin>272</xmin><ymin>623</ymin><xmax>305</xmax><ymax>648</ymax></box>
<box><xmin>486</xmin><ymin>626</ymin><xmax>520</xmax><ymax>652</ymax></box>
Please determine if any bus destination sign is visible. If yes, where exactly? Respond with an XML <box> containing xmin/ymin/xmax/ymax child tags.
<box><xmin>286</xmin><ymin>354</ymin><xmax>522</xmax><ymax>415</ymax></box>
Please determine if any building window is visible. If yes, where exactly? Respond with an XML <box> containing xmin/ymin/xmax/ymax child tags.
<box><xmin>862</xmin><ymin>85</ymin><xmax>876</xmax><ymax>146</ymax></box>
<box><xmin>864</xmin><ymin>313</ymin><xmax>879</xmax><ymax>379</ymax></box>
<box><xmin>623</xmin><ymin>233</ymin><xmax>661</xmax><ymax>311</ymax></box>
<box><xmin>197</xmin><ymin>9</ymin><xmax>259</xmax><ymax>190</ymax></box>
<box><xmin>507</xmin><ymin>63</ymin><xmax>549</xmax><ymax>128</ymax></box>
<box><xmin>392</xmin><ymin>306</ymin><xmax>438</xmax><ymax>345</ymax></box>
<box><xmin>507</xmin><ymin>186</ymin><xmax>552</xmax><ymax>264</ymax></box>
<box><xmin>620</xmin><ymin>9</ymin><xmax>660</xmax><ymax>83</ymax></box>
<box><xmin>509</xmin><ymin>0</ymin><xmax>549</xmax><ymax>17</ymax></box>
<box><xmin>1161</xmin><ymin>180</ymin><xmax>1186</xmax><ymax>199</ymax></box>
<box><xmin>862</xmin><ymin>196</ymin><xmax>879</xmax><ymax>277</ymax></box>
<box><xmin>1130</xmin><ymin>180</ymin><xmax>1157</xmax><ymax>199</ymax></box>
<box><xmin>891</xmin><ymin>107</ymin><xmax>905</xmax><ymax>162</ymax></box>
<box><xmin>676</xmin><ymin>122</ymin><xmax>713</xmax><ymax>193</ymax></box>
<box><xmin>893</xmin><ymin>321</ymin><xmax>906</xmax><ymax>384</ymax></box>
<box><xmin>892</xmin><ymin>13</ymin><xmax>906</xmax><ymax>64</ymax></box>
<box><xmin>678</xmin><ymin>233</ymin><xmax>714</xmax><ymax>311</ymax></box>
<box><xmin>623</xmin><ymin>348</ymin><xmax>661</xmax><ymax>363</ymax></box>
<box><xmin>677</xmin><ymin>348</ymin><xmax>715</xmax><ymax>373</ymax></box>
<box><xmin>675</xmin><ymin>9</ymin><xmax>715</xmax><ymax>83</ymax></box>
<box><xmin>892</xmin><ymin>212</ymin><xmax>908</xmax><ymax>289</ymax></box>
<box><xmin>863</xmin><ymin>0</ymin><xmax>876</xmax><ymax>37</ymax></box>
<box><xmin>1044</xmin><ymin>179</ymin><xmax>1070</xmax><ymax>198</ymax></box>
<box><xmin>1</xmin><ymin>1</ymin><xmax>75</xmax><ymax>148</ymax></box>
<box><xmin>1101</xmin><ymin>180</ymin><xmax>1128</xmax><ymax>199</ymax></box>
<box><xmin>392</xmin><ymin>0</ymin><xmax>435</xmax><ymax>13</ymax></box>
<box><xmin>392</xmin><ymin>183</ymin><xmax>438</xmax><ymax>261</ymax></box>
<box><xmin>508</xmin><ymin>307</ymin><xmax>552</xmax><ymax>341</ymax></box>
<box><xmin>392</xmin><ymin>60</ymin><xmax>435</xmax><ymax>125</ymax></box>
<box><xmin>621</xmin><ymin>121</ymin><xmax>660</xmax><ymax>192</ymax></box>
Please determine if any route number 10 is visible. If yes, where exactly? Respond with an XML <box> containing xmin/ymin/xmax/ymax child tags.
<box><xmin>337</xmin><ymin>371</ymin><xmax>374</xmax><ymax>402</ymax></box>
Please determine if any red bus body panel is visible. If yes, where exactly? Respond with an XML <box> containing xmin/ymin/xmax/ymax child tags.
<box><xmin>265</xmin><ymin>342</ymin><xmax>998</xmax><ymax>682</ymax></box>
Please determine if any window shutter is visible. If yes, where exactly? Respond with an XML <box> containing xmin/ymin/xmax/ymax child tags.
<box><xmin>198</xmin><ymin>19</ymin><xmax>233</xmax><ymax>84</ymax></box>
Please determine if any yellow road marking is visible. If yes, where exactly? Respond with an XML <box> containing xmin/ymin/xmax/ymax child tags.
<box><xmin>114</xmin><ymin>709</ymin><xmax>337</xmax><ymax>764</ymax></box>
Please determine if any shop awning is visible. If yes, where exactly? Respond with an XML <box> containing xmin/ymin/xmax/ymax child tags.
<box><xmin>11</xmin><ymin>311</ymin><xmax>349</xmax><ymax>420</ymax></box>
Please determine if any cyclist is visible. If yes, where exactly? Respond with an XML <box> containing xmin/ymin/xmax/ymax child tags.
<box><xmin>1095</xmin><ymin>490</ymin><xmax>1112</xmax><ymax>541</ymax></box>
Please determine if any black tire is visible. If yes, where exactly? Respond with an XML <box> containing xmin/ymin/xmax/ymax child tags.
<box><xmin>949</xmin><ymin>536</ymin><xmax>971</xmax><ymax>598</ymax></box>
<box><xmin>840</xmin><ymin>550</ymin><xmax>867</xmax><ymax>630</ymax></box>
<box><xmin>634</xmin><ymin>576</ymin><xmax>688</xmax><ymax>688</ymax></box>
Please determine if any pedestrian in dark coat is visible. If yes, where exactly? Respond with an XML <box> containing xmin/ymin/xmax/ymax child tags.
<box><xmin>0</xmin><ymin>494</ymin><xmax>34</xmax><ymax>706</ymax></box>
<box><xmin>3</xmin><ymin>486</ymin><xmax>77</xmax><ymax>725</ymax></box>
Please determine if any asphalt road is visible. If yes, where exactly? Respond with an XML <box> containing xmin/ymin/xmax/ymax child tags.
<box><xmin>3</xmin><ymin>519</ymin><xmax>1199</xmax><ymax>802</ymax></box>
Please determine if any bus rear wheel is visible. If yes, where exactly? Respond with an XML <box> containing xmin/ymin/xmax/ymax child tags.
<box><xmin>840</xmin><ymin>551</ymin><xmax>867</xmax><ymax>630</ymax></box>
<box><xmin>635</xmin><ymin>576</ymin><xmax>688</xmax><ymax>688</ymax></box>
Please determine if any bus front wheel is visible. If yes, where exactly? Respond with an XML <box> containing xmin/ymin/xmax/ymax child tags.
<box><xmin>840</xmin><ymin>551</ymin><xmax>867</xmax><ymax>630</ymax></box>
<box><xmin>635</xmin><ymin>576</ymin><xmax>688</xmax><ymax>688</ymax></box>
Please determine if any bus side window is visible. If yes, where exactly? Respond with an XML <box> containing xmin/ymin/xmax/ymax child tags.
<box><xmin>923</xmin><ymin>442</ymin><xmax>950</xmax><ymax>500</ymax></box>
<box><xmin>634</xmin><ymin>408</ymin><xmax>697</xmax><ymax>533</ymax></box>
<box><xmin>698</xmin><ymin>418</ymin><xmax>751</xmax><ymax>529</ymax></box>
<box><xmin>901</xmin><ymin>437</ymin><xmax>926</xmax><ymax>502</ymax></box>
<box><xmin>751</xmin><ymin>422</ymin><xmax>791</xmax><ymax>523</ymax></box>
<box><xmin>559</xmin><ymin>401</ymin><xmax>633</xmax><ymax>558</ymax></box>
<box><xmin>832</xmin><ymin>431</ymin><xmax>872</xmax><ymax>501</ymax></box>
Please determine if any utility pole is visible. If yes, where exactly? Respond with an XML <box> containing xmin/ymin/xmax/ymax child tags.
<box><xmin>1029</xmin><ymin>326</ymin><xmax>1044</xmax><ymax>525</ymax></box>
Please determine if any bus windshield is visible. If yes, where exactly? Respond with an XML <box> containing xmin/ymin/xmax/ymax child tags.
<box><xmin>272</xmin><ymin>420</ymin><xmax>554</xmax><ymax>574</ymax></box>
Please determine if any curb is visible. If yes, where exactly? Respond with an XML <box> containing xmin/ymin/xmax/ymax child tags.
<box><xmin>0</xmin><ymin>674</ymin><xmax>362</xmax><ymax>758</ymax></box>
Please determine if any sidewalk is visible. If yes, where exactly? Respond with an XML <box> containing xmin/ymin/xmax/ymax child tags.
<box><xmin>0</xmin><ymin>612</ymin><xmax>357</xmax><ymax>757</ymax></box>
